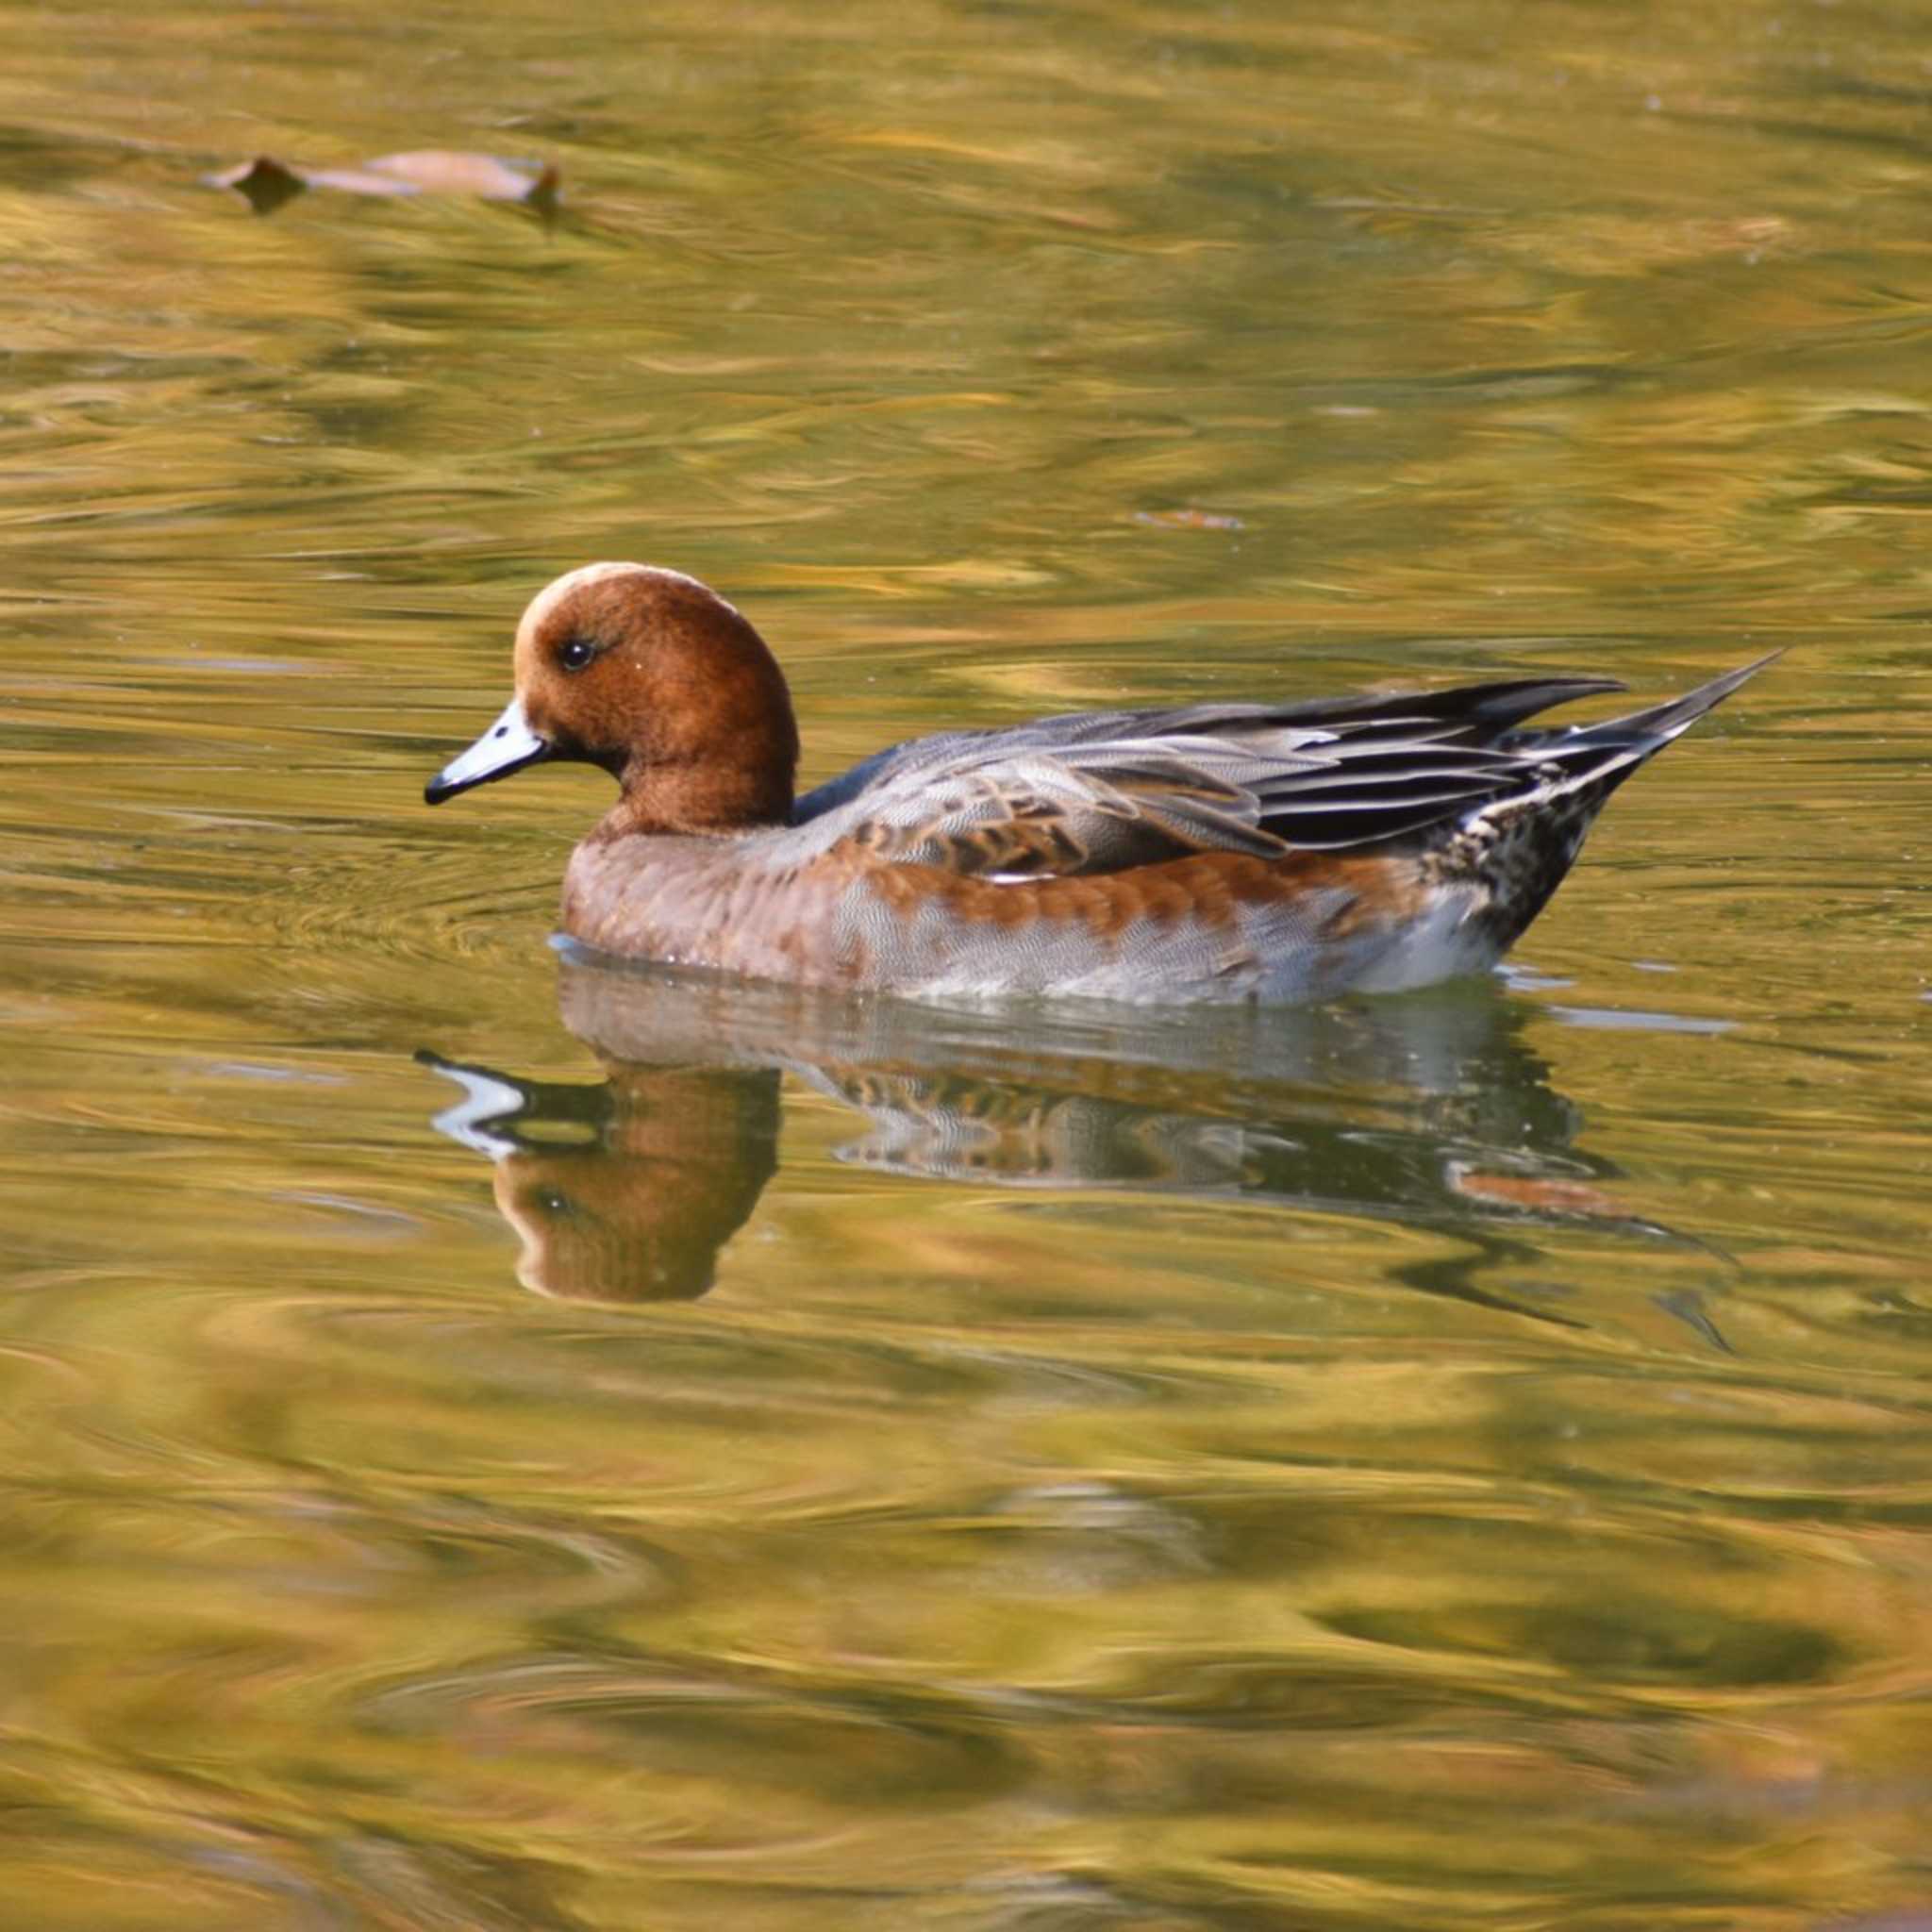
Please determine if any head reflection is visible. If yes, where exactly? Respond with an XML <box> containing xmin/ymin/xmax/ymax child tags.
<box><xmin>422</xmin><ymin>1052</ymin><xmax>778</xmax><ymax>1301</ymax></box>
<box><xmin>424</xmin><ymin>959</ymin><xmax>1700</xmax><ymax>1323</ymax></box>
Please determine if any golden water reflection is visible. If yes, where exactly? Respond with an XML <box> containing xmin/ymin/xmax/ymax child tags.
<box><xmin>426</xmin><ymin>960</ymin><xmax>1706</xmax><ymax>1328</ymax></box>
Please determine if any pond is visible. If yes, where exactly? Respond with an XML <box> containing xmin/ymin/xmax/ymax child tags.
<box><xmin>2</xmin><ymin>4</ymin><xmax>1929</xmax><ymax>1927</ymax></box>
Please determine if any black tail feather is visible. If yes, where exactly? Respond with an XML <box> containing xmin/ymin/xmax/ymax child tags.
<box><xmin>1569</xmin><ymin>649</ymin><xmax>1782</xmax><ymax>751</ymax></box>
<box><xmin>1539</xmin><ymin>650</ymin><xmax>1783</xmax><ymax>798</ymax></box>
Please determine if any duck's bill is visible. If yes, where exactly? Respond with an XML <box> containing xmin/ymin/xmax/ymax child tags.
<box><xmin>425</xmin><ymin>697</ymin><xmax>552</xmax><ymax>804</ymax></box>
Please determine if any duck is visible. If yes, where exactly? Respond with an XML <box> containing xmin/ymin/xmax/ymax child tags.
<box><xmin>425</xmin><ymin>562</ymin><xmax>1774</xmax><ymax>1004</ymax></box>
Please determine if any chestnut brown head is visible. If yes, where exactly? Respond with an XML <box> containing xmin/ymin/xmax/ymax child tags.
<box><xmin>426</xmin><ymin>563</ymin><xmax>800</xmax><ymax>833</ymax></box>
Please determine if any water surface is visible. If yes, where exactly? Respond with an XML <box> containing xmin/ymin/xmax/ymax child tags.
<box><xmin>2</xmin><ymin>4</ymin><xmax>1930</xmax><ymax>1928</ymax></box>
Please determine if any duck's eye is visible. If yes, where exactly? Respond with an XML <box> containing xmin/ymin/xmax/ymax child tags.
<box><xmin>558</xmin><ymin>637</ymin><xmax>594</xmax><ymax>673</ymax></box>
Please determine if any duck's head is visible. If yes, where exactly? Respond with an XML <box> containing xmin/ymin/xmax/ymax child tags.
<box><xmin>425</xmin><ymin>562</ymin><xmax>800</xmax><ymax>832</ymax></box>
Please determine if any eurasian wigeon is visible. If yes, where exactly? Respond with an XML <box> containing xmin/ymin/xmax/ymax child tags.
<box><xmin>425</xmin><ymin>562</ymin><xmax>1774</xmax><ymax>1003</ymax></box>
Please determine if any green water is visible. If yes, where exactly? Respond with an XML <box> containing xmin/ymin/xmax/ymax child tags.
<box><xmin>2</xmin><ymin>4</ymin><xmax>1930</xmax><ymax>1927</ymax></box>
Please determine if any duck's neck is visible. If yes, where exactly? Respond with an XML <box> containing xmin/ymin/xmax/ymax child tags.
<box><xmin>597</xmin><ymin>749</ymin><xmax>796</xmax><ymax>839</ymax></box>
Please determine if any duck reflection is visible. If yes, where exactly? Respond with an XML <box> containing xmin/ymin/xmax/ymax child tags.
<box><xmin>424</xmin><ymin>957</ymin><xmax>1701</xmax><ymax>1317</ymax></box>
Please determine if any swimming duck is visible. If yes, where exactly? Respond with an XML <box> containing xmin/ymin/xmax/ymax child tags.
<box><xmin>425</xmin><ymin>562</ymin><xmax>1774</xmax><ymax>1003</ymax></box>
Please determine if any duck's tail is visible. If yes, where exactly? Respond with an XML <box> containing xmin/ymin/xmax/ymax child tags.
<box><xmin>1536</xmin><ymin>649</ymin><xmax>1782</xmax><ymax>792</ymax></box>
<box><xmin>1455</xmin><ymin>650</ymin><xmax>1780</xmax><ymax>958</ymax></box>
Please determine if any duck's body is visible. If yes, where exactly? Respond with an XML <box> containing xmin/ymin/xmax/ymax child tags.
<box><xmin>426</xmin><ymin>563</ymin><xmax>1773</xmax><ymax>1004</ymax></box>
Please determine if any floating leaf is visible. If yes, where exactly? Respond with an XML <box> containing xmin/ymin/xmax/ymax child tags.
<box><xmin>207</xmin><ymin>150</ymin><xmax>558</xmax><ymax>215</ymax></box>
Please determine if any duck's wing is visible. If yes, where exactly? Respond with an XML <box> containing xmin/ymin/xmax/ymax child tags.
<box><xmin>786</xmin><ymin>675</ymin><xmax>1631</xmax><ymax>876</ymax></box>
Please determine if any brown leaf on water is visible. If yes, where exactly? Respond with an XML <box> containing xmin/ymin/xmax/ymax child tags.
<box><xmin>207</xmin><ymin>150</ymin><xmax>559</xmax><ymax>215</ymax></box>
